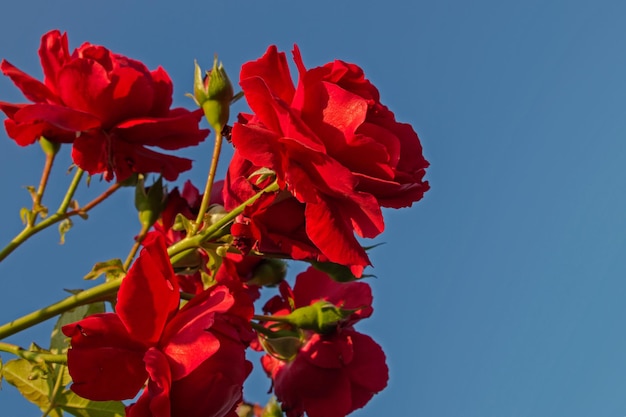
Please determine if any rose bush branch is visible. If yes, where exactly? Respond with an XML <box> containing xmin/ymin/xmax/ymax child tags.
<box><xmin>191</xmin><ymin>57</ymin><xmax>234</xmax><ymax>234</ymax></box>
<box><xmin>0</xmin><ymin>170</ymin><xmax>123</xmax><ymax>263</ymax></box>
<box><xmin>27</xmin><ymin>138</ymin><xmax>61</xmax><ymax>227</ymax></box>
<box><xmin>0</xmin><ymin>181</ymin><xmax>278</xmax><ymax>340</ymax></box>
<box><xmin>0</xmin><ymin>342</ymin><xmax>67</xmax><ymax>364</ymax></box>
<box><xmin>0</xmin><ymin>278</ymin><xmax>121</xmax><ymax>340</ymax></box>
<box><xmin>168</xmin><ymin>180</ymin><xmax>279</xmax><ymax>262</ymax></box>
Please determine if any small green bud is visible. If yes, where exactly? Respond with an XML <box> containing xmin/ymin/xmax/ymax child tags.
<box><xmin>261</xmin><ymin>397</ymin><xmax>284</xmax><ymax>417</ymax></box>
<box><xmin>134</xmin><ymin>175</ymin><xmax>166</xmax><ymax>229</ymax></box>
<box><xmin>258</xmin><ymin>332</ymin><xmax>302</xmax><ymax>362</ymax></box>
<box><xmin>281</xmin><ymin>301</ymin><xmax>356</xmax><ymax>334</ymax></box>
<box><xmin>192</xmin><ymin>56</ymin><xmax>234</xmax><ymax>133</ymax></box>
<box><xmin>247</xmin><ymin>259</ymin><xmax>287</xmax><ymax>287</ymax></box>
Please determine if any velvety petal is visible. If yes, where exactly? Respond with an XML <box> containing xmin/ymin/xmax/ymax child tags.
<box><xmin>345</xmin><ymin>330</ymin><xmax>389</xmax><ymax>409</ymax></box>
<box><xmin>4</xmin><ymin>118</ymin><xmax>74</xmax><ymax>146</ymax></box>
<box><xmin>67</xmin><ymin>347</ymin><xmax>147</xmax><ymax>401</ymax></box>
<box><xmin>168</xmin><ymin>337</ymin><xmax>250</xmax><ymax>417</ymax></box>
<box><xmin>1</xmin><ymin>60</ymin><xmax>57</xmax><ymax>103</ymax></box>
<box><xmin>126</xmin><ymin>390</ymin><xmax>152</xmax><ymax>417</ymax></box>
<box><xmin>14</xmin><ymin>103</ymin><xmax>101</xmax><ymax>131</ymax></box>
<box><xmin>273</xmin><ymin>354</ymin><xmax>352</xmax><ymax>417</ymax></box>
<box><xmin>71</xmin><ymin>131</ymin><xmax>109</xmax><ymax>175</ymax></box>
<box><xmin>301</xmin><ymin>333</ymin><xmax>354</xmax><ymax>369</ymax></box>
<box><xmin>305</xmin><ymin>199</ymin><xmax>371</xmax><ymax>268</ymax></box>
<box><xmin>117</xmin><ymin>234</ymin><xmax>180</xmax><ymax>346</ymax></box>
<box><xmin>104</xmin><ymin>65</ymin><xmax>155</xmax><ymax>125</ymax></box>
<box><xmin>0</xmin><ymin>101</ymin><xmax>24</xmax><ymax>119</ymax></box>
<box><xmin>230</xmin><ymin>123</ymin><xmax>284</xmax><ymax>177</ymax></box>
<box><xmin>39</xmin><ymin>30</ymin><xmax>71</xmax><ymax>94</ymax></box>
<box><xmin>56</xmin><ymin>58</ymin><xmax>112</xmax><ymax>121</ymax></box>
<box><xmin>72</xmin><ymin>132</ymin><xmax>195</xmax><ymax>182</ymax></box>
<box><xmin>161</xmin><ymin>287</ymin><xmax>234</xmax><ymax>380</ymax></box>
<box><xmin>113</xmin><ymin>109</ymin><xmax>208</xmax><ymax>150</ymax></box>
<box><xmin>144</xmin><ymin>347</ymin><xmax>172</xmax><ymax>417</ymax></box>
<box><xmin>240</xmin><ymin>45</ymin><xmax>295</xmax><ymax>106</ymax></box>
<box><xmin>292</xmin><ymin>267</ymin><xmax>373</xmax><ymax>321</ymax></box>
<box><xmin>62</xmin><ymin>314</ymin><xmax>147</xmax><ymax>401</ymax></box>
<box><xmin>322</xmin><ymin>59</ymin><xmax>380</xmax><ymax>103</ymax></box>
<box><xmin>336</xmin><ymin>124</ymin><xmax>398</xmax><ymax>180</ymax></box>
<box><xmin>62</xmin><ymin>313</ymin><xmax>144</xmax><ymax>349</ymax></box>
<box><xmin>109</xmin><ymin>138</ymin><xmax>194</xmax><ymax>181</ymax></box>
<box><xmin>354</xmin><ymin>172</ymin><xmax>430</xmax><ymax>209</ymax></box>
<box><xmin>149</xmin><ymin>67</ymin><xmax>174</xmax><ymax>116</ymax></box>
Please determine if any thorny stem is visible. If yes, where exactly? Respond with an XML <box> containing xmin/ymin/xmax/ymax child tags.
<box><xmin>28</xmin><ymin>152</ymin><xmax>56</xmax><ymax>227</ymax></box>
<box><xmin>41</xmin><ymin>363</ymin><xmax>67</xmax><ymax>417</ymax></box>
<box><xmin>0</xmin><ymin>279</ymin><xmax>121</xmax><ymax>340</ymax></box>
<box><xmin>57</xmin><ymin>168</ymin><xmax>84</xmax><ymax>214</ymax></box>
<box><xmin>192</xmin><ymin>127</ymin><xmax>223</xmax><ymax>235</ymax></box>
<box><xmin>0</xmin><ymin>173</ymin><xmax>122</xmax><ymax>263</ymax></box>
<box><xmin>0</xmin><ymin>342</ymin><xmax>67</xmax><ymax>364</ymax></box>
<box><xmin>168</xmin><ymin>180</ymin><xmax>279</xmax><ymax>262</ymax></box>
<box><xmin>66</xmin><ymin>181</ymin><xmax>122</xmax><ymax>216</ymax></box>
<box><xmin>253</xmin><ymin>314</ymin><xmax>291</xmax><ymax>323</ymax></box>
<box><xmin>123</xmin><ymin>223</ymin><xmax>151</xmax><ymax>271</ymax></box>
<box><xmin>0</xmin><ymin>181</ymin><xmax>279</xmax><ymax>340</ymax></box>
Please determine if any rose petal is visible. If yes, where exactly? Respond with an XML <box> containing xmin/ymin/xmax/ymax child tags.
<box><xmin>117</xmin><ymin>234</ymin><xmax>180</xmax><ymax>346</ymax></box>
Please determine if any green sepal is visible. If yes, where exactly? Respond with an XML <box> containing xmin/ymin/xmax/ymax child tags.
<box><xmin>309</xmin><ymin>260</ymin><xmax>375</xmax><ymax>283</ymax></box>
<box><xmin>258</xmin><ymin>331</ymin><xmax>302</xmax><ymax>362</ymax></box>
<box><xmin>261</xmin><ymin>397</ymin><xmax>284</xmax><ymax>417</ymax></box>
<box><xmin>194</xmin><ymin>55</ymin><xmax>234</xmax><ymax>133</ymax></box>
<box><xmin>83</xmin><ymin>259</ymin><xmax>125</xmax><ymax>281</ymax></box>
<box><xmin>39</xmin><ymin>136</ymin><xmax>61</xmax><ymax>156</ymax></box>
<box><xmin>58</xmin><ymin>218</ymin><xmax>73</xmax><ymax>244</ymax></box>
<box><xmin>135</xmin><ymin>175</ymin><xmax>166</xmax><ymax>230</ymax></box>
<box><xmin>246</xmin><ymin>259</ymin><xmax>287</xmax><ymax>287</ymax></box>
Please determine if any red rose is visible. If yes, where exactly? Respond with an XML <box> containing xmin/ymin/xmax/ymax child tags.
<box><xmin>0</xmin><ymin>30</ymin><xmax>208</xmax><ymax>181</ymax></box>
<box><xmin>260</xmin><ymin>268</ymin><xmax>388</xmax><ymax>417</ymax></box>
<box><xmin>262</xmin><ymin>330</ymin><xmax>388</xmax><ymax>417</ymax></box>
<box><xmin>62</xmin><ymin>234</ymin><xmax>253</xmax><ymax>417</ymax></box>
<box><xmin>224</xmin><ymin>45</ymin><xmax>428</xmax><ymax>271</ymax></box>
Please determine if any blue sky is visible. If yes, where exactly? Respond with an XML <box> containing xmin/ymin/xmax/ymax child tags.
<box><xmin>1</xmin><ymin>1</ymin><xmax>626</xmax><ymax>416</ymax></box>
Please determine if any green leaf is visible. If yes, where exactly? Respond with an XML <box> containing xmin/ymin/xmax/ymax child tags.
<box><xmin>1</xmin><ymin>358</ymin><xmax>54</xmax><ymax>411</ymax></box>
<box><xmin>309</xmin><ymin>260</ymin><xmax>375</xmax><ymax>283</ymax></box>
<box><xmin>172</xmin><ymin>212</ymin><xmax>194</xmax><ymax>234</ymax></box>
<box><xmin>57</xmin><ymin>390</ymin><xmax>125</xmax><ymax>417</ymax></box>
<box><xmin>20</xmin><ymin>207</ymin><xmax>32</xmax><ymax>224</ymax></box>
<box><xmin>58</xmin><ymin>218</ymin><xmax>73</xmax><ymax>244</ymax></box>
<box><xmin>261</xmin><ymin>396</ymin><xmax>284</xmax><ymax>417</ymax></box>
<box><xmin>83</xmin><ymin>259</ymin><xmax>125</xmax><ymax>281</ymax></box>
<box><xmin>50</xmin><ymin>302</ymin><xmax>105</xmax><ymax>354</ymax></box>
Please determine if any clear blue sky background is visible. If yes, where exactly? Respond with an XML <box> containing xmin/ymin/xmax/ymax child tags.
<box><xmin>1</xmin><ymin>1</ymin><xmax>626</xmax><ymax>416</ymax></box>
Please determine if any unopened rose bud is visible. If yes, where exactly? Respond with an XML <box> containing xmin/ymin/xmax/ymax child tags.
<box><xmin>247</xmin><ymin>259</ymin><xmax>287</xmax><ymax>287</ymax></box>
<box><xmin>258</xmin><ymin>332</ymin><xmax>302</xmax><ymax>362</ymax></box>
<box><xmin>261</xmin><ymin>397</ymin><xmax>283</xmax><ymax>417</ymax></box>
<box><xmin>281</xmin><ymin>300</ymin><xmax>356</xmax><ymax>334</ymax></box>
<box><xmin>192</xmin><ymin>56</ymin><xmax>233</xmax><ymax>133</ymax></box>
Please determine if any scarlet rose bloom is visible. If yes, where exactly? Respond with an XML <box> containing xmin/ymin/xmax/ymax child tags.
<box><xmin>262</xmin><ymin>330</ymin><xmax>387</xmax><ymax>417</ymax></box>
<box><xmin>62</xmin><ymin>234</ymin><xmax>253</xmax><ymax>417</ymax></box>
<box><xmin>224</xmin><ymin>45</ymin><xmax>428</xmax><ymax>272</ymax></box>
<box><xmin>260</xmin><ymin>268</ymin><xmax>388</xmax><ymax>417</ymax></box>
<box><xmin>0</xmin><ymin>30</ymin><xmax>208</xmax><ymax>181</ymax></box>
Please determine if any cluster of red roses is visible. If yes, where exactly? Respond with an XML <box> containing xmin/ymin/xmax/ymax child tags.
<box><xmin>0</xmin><ymin>31</ymin><xmax>429</xmax><ymax>417</ymax></box>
